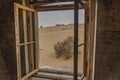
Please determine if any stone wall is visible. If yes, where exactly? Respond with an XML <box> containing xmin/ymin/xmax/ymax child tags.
<box><xmin>94</xmin><ymin>0</ymin><xmax>120</xmax><ymax>80</ymax></box>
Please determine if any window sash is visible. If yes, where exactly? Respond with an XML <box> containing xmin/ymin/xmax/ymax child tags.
<box><xmin>14</xmin><ymin>3</ymin><xmax>39</xmax><ymax>80</ymax></box>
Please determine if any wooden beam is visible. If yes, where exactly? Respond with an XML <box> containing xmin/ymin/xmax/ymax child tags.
<box><xmin>19</xmin><ymin>41</ymin><xmax>35</xmax><ymax>46</ymax></box>
<box><xmin>84</xmin><ymin>0</ymin><xmax>89</xmax><ymax>77</ymax></box>
<box><xmin>37</xmin><ymin>0</ymin><xmax>44</xmax><ymax>1</ymax></box>
<box><xmin>36</xmin><ymin>0</ymin><xmax>74</xmax><ymax>3</ymax></box>
<box><xmin>14</xmin><ymin>3</ymin><xmax>22</xmax><ymax>80</ymax></box>
<box><xmin>31</xmin><ymin>0</ymin><xmax>85</xmax><ymax>5</ymax></box>
<box><xmin>29</xmin><ymin>12</ymin><xmax>35</xmax><ymax>70</ymax></box>
<box><xmin>34</xmin><ymin>12</ymin><xmax>39</xmax><ymax>69</ymax></box>
<box><xmin>22</xmin><ymin>69</ymin><xmax>39</xmax><ymax>80</ymax></box>
<box><xmin>92</xmin><ymin>0</ymin><xmax>98</xmax><ymax>79</ymax></box>
<box><xmin>22</xmin><ymin>0</ymin><xmax>26</xmax><ymax>5</ymax></box>
<box><xmin>33</xmin><ymin>72</ymin><xmax>83</xmax><ymax>80</ymax></box>
<box><xmin>23</xmin><ymin>9</ymin><xmax>29</xmax><ymax>74</ymax></box>
<box><xmin>39</xmin><ymin>68</ymin><xmax>82</xmax><ymax>76</ymax></box>
<box><xmin>14</xmin><ymin>3</ymin><xmax>36</xmax><ymax>12</ymax></box>
<box><xmin>74</xmin><ymin>0</ymin><xmax>79</xmax><ymax>80</ymax></box>
<box><xmin>35</xmin><ymin>4</ymin><xmax>84</xmax><ymax>11</ymax></box>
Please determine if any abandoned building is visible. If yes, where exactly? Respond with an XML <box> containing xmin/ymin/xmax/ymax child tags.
<box><xmin>0</xmin><ymin>0</ymin><xmax>120</xmax><ymax>80</ymax></box>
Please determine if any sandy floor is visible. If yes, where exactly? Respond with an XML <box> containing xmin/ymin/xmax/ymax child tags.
<box><xmin>39</xmin><ymin>24</ymin><xmax>84</xmax><ymax>73</ymax></box>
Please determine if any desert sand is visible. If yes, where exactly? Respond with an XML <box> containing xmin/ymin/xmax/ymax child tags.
<box><xmin>39</xmin><ymin>24</ymin><xmax>84</xmax><ymax>73</ymax></box>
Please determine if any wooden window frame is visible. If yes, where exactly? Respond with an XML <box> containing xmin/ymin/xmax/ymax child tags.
<box><xmin>14</xmin><ymin>3</ymin><xmax>39</xmax><ymax>80</ymax></box>
<box><xmin>14</xmin><ymin>0</ymin><xmax>94</xmax><ymax>79</ymax></box>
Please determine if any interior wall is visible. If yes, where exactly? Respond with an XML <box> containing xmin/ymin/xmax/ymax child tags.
<box><xmin>0</xmin><ymin>0</ymin><xmax>34</xmax><ymax>80</ymax></box>
<box><xmin>0</xmin><ymin>0</ymin><xmax>23</xmax><ymax>80</ymax></box>
<box><xmin>0</xmin><ymin>0</ymin><xmax>17</xmax><ymax>80</ymax></box>
<box><xmin>94</xmin><ymin>0</ymin><xmax>120</xmax><ymax>80</ymax></box>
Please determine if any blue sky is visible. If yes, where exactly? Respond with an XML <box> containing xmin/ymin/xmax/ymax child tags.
<box><xmin>38</xmin><ymin>9</ymin><xmax>85</xmax><ymax>27</ymax></box>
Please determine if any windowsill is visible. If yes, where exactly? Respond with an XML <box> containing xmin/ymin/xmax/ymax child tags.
<box><xmin>29</xmin><ymin>68</ymin><xmax>84</xmax><ymax>80</ymax></box>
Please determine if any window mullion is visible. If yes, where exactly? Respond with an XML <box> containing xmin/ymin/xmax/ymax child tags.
<box><xmin>19</xmin><ymin>41</ymin><xmax>35</xmax><ymax>46</ymax></box>
<box><xmin>29</xmin><ymin>12</ymin><xmax>35</xmax><ymax>70</ymax></box>
<box><xmin>74</xmin><ymin>0</ymin><xmax>79</xmax><ymax>80</ymax></box>
<box><xmin>23</xmin><ymin>9</ymin><xmax>29</xmax><ymax>74</ymax></box>
<box><xmin>34</xmin><ymin>12</ymin><xmax>39</xmax><ymax>68</ymax></box>
<box><xmin>14</xmin><ymin>5</ymin><xmax>22</xmax><ymax>80</ymax></box>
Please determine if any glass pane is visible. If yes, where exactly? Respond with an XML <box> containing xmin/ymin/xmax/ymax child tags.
<box><xmin>19</xmin><ymin>9</ymin><xmax>24</xmax><ymax>43</ymax></box>
<box><xmin>20</xmin><ymin>45</ymin><xmax>26</xmax><ymax>77</ymax></box>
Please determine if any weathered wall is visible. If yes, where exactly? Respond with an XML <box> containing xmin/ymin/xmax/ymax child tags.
<box><xmin>0</xmin><ymin>0</ymin><xmax>34</xmax><ymax>80</ymax></box>
<box><xmin>94</xmin><ymin>0</ymin><xmax>120</xmax><ymax>80</ymax></box>
<box><xmin>0</xmin><ymin>0</ymin><xmax>22</xmax><ymax>80</ymax></box>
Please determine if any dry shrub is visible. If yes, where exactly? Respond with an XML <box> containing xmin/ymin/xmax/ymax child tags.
<box><xmin>54</xmin><ymin>37</ymin><xmax>73</xmax><ymax>60</ymax></box>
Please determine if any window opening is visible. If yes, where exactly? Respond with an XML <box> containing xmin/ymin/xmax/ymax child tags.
<box><xmin>38</xmin><ymin>8</ymin><xmax>85</xmax><ymax>80</ymax></box>
<box><xmin>14</xmin><ymin>0</ymin><xmax>87</xmax><ymax>80</ymax></box>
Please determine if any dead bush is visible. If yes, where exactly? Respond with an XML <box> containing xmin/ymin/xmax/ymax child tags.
<box><xmin>54</xmin><ymin>37</ymin><xmax>73</xmax><ymax>60</ymax></box>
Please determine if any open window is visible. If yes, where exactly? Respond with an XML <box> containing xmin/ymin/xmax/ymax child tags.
<box><xmin>38</xmin><ymin>9</ymin><xmax>85</xmax><ymax>77</ymax></box>
<box><xmin>14</xmin><ymin>3</ymin><xmax>39</xmax><ymax>80</ymax></box>
<box><xmin>14</xmin><ymin>0</ymin><xmax>89</xmax><ymax>80</ymax></box>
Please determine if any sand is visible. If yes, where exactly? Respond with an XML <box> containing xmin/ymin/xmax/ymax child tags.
<box><xmin>39</xmin><ymin>24</ymin><xmax>84</xmax><ymax>73</ymax></box>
